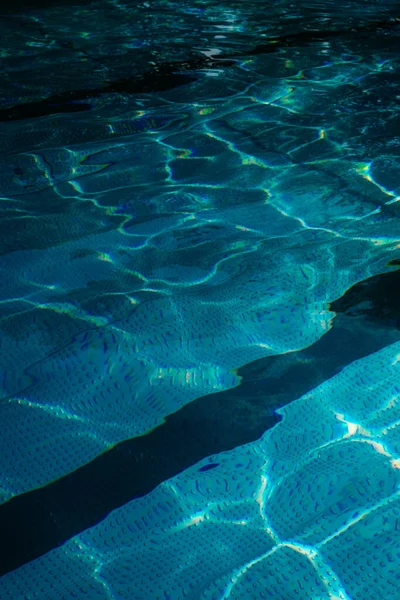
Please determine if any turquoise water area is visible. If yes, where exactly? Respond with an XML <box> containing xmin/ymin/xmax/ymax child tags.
<box><xmin>4</xmin><ymin>343</ymin><xmax>400</xmax><ymax>598</ymax></box>
<box><xmin>1</xmin><ymin>0</ymin><xmax>400</xmax><ymax>597</ymax></box>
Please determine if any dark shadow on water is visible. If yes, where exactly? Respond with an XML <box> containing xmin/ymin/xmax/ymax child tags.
<box><xmin>0</xmin><ymin>0</ymin><xmax>94</xmax><ymax>12</ymax></box>
<box><xmin>0</xmin><ymin>267</ymin><xmax>399</xmax><ymax>575</ymax></box>
<box><xmin>0</xmin><ymin>17</ymin><xmax>398</xmax><ymax>121</ymax></box>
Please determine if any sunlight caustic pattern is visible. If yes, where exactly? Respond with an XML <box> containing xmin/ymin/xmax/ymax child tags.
<box><xmin>2</xmin><ymin>342</ymin><xmax>400</xmax><ymax>599</ymax></box>
<box><xmin>1</xmin><ymin>1</ymin><xmax>400</xmax><ymax>597</ymax></box>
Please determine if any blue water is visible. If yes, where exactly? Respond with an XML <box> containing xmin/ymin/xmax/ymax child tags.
<box><xmin>1</xmin><ymin>1</ymin><xmax>400</xmax><ymax>597</ymax></box>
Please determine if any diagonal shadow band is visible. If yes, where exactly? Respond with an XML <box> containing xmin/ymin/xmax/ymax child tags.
<box><xmin>0</xmin><ymin>266</ymin><xmax>399</xmax><ymax>576</ymax></box>
<box><xmin>0</xmin><ymin>17</ymin><xmax>399</xmax><ymax>121</ymax></box>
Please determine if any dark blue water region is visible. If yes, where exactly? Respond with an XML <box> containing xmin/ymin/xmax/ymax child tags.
<box><xmin>0</xmin><ymin>265</ymin><xmax>399</xmax><ymax>576</ymax></box>
<box><xmin>0</xmin><ymin>17</ymin><xmax>399</xmax><ymax>121</ymax></box>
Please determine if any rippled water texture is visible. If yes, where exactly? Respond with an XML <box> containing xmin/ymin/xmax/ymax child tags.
<box><xmin>1</xmin><ymin>0</ymin><xmax>400</xmax><ymax>597</ymax></box>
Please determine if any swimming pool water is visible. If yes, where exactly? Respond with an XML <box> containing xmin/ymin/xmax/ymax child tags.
<box><xmin>1</xmin><ymin>1</ymin><xmax>400</xmax><ymax>597</ymax></box>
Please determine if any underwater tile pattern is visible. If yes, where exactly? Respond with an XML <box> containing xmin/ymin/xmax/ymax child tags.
<box><xmin>2</xmin><ymin>341</ymin><xmax>400</xmax><ymax>599</ymax></box>
<box><xmin>1</xmin><ymin>0</ymin><xmax>400</xmax><ymax>596</ymax></box>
